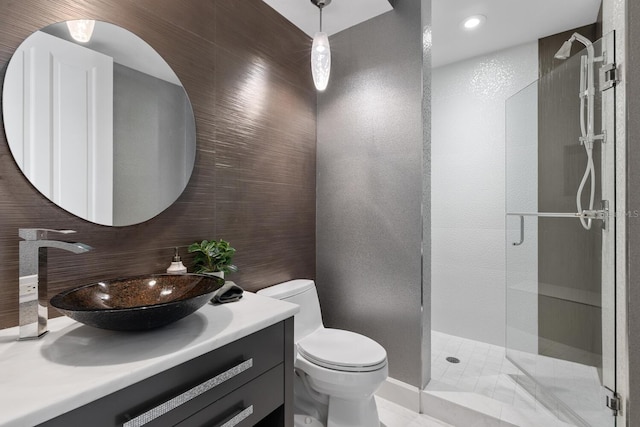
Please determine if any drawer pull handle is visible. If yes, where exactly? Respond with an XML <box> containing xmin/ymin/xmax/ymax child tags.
<box><xmin>123</xmin><ymin>358</ymin><xmax>254</xmax><ymax>427</ymax></box>
<box><xmin>220</xmin><ymin>405</ymin><xmax>254</xmax><ymax>427</ymax></box>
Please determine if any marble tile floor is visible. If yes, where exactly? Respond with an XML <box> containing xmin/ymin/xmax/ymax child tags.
<box><xmin>506</xmin><ymin>347</ymin><xmax>612</xmax><ymax>427</ymax></box>
<box><xmin>377</xmin><ymin>396</ymin><xmax>454</xmax><ymax>427</ymax></box>
<box><xmin>426</xmin><ymin>331</ymin><xmax>610</xmax><ymax>427</ymax></box>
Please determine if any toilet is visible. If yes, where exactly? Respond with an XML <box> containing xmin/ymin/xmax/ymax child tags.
<box><xmin>257</xmin><ymin>279</ymin><xmax>388</xmax><ymax>427</ymax></box>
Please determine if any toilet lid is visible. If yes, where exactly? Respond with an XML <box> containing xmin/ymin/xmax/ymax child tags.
<box><xmin>297</xmin><ymin>328</ymin><xmax>387</xmax><ymax>372</ymax></box>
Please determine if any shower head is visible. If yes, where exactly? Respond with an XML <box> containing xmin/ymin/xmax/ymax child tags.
<box><xmin>554</xmin><ymin>40</ymin><xmax>573</xmax><ymax>60</ymax></box>
<box><xmin>554</xmin><ymin>32</ymin><xmax>594</xmax><ymax>60</ymax></box>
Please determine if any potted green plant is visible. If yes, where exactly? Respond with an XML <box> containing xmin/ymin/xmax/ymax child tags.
<box><xmin>187</xmin><ymin>239</ymin><xmax>238</xmax><ymax>279</ymax></box>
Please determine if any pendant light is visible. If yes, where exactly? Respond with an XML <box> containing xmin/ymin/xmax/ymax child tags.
<box><xmin>66</xmin><ymin>19</ymin><xmax>96</xmax><ymax>43</ymax></box>
<box><xmin>311</xmin><ymin>0</ymin><xmax>331</xmax><ymax>91</ymax></box>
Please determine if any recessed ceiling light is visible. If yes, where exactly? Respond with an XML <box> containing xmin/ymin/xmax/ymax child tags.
<box><xmin>462</xmin><ymin>15</ymin><xmax>486</xmax><ymax>30</ymax></box>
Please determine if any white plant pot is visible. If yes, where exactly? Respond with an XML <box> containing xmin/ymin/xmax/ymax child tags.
<box><xmin>210</xmin><ymin>271</ymin><xmax>224</xmax><ymax>279</ymax></box>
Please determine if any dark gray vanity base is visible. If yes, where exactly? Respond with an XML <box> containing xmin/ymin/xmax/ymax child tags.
<box><xmin>39</xmin><ymin>318</ymin><xmax>294</xmax><ymax>427</ymax></box>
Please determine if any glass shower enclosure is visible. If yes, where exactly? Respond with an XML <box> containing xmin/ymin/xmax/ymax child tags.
<box><xmin>505</xmin><ymin>32</ymin><xmax>616</xmax><ymax>427</ymax></box>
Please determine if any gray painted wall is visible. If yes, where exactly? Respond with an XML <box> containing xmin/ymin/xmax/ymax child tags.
<box><xmin>421</xmin><ymin>0</ymin><xmax>432</xmax><ymax>389</ymax></box>
<box><xmin>113</xmin><ymin>63</ymin><xmax>195</xmax><ymax>225</ymax></box>
<box><xmin>316</xmin><ymin>0</ymin><xmax>427</xmax><ymax>387</ymax></box>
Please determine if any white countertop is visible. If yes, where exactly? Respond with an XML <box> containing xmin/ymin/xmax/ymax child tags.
<box><xmin>0</xmin><ymin>292</ymin><xmax>298</xmax><ymax>427</ymax></box>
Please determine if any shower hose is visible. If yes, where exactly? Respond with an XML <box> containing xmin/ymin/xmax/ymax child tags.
<box><xmin>577</xmin><ymin>52</ymin><xmax>595</xmax><ymax>231</ymax></box>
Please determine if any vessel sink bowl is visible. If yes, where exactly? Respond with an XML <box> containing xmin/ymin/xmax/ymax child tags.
<box><xmin>50</xmin><ymin>274</ymin><xmax>224</xmax><ymax>331</ymax></box>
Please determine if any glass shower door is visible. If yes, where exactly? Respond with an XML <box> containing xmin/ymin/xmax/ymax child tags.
<box><xmin>505</xmin><ymin>32</ymin><xmax>616</xmax><ymax>427</ymax></box>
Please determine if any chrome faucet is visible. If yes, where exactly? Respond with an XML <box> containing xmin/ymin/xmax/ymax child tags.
<box><xmin>18</xmin><ymin>229</ymin><xmax>92</xmax><ymax>340</ymax></box>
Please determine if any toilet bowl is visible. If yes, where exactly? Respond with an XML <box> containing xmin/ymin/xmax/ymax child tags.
<box><xmin>257</xmin><ymin>279</ymin><xmax>388</xmax><ymax>427</ymax></box>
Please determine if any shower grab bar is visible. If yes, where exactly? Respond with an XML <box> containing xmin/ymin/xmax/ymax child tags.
<box><xmin>507</xmin><ymin>210</ymin><xmax>607</xmax><ymax>246</ymax></box>
<box><xmin>506</xmin><ymin>211</ymin><xmax>606</xmax><ymax>219</ymax></box>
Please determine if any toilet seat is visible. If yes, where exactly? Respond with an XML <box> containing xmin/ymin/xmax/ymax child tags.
<box><xmin>297</xmin><ymin>328</ymin><xmax>387</xmax><ymax>372</ymax></box>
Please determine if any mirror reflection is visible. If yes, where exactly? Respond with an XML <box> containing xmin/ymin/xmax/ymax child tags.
<box><xmin>2</xmin><ymin>20</ymin><xmax>196</xmax><ymax>226</ymax></box>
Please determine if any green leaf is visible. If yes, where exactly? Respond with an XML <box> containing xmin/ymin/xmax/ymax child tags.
<box><xmin>187</xmin><ymin>238</ymin><xmax>238</xmax><ymax>274</ymax></box>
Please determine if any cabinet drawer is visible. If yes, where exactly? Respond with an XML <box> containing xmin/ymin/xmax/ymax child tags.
<box><xmin>176</xmin><ymin>364</ymin><xmax>284</xmax><ymax>427</ymax></box>
<box><xmin>39</xmin><ymin>322</ymin><xmax>284</xmax><ymax>427</ymax></box>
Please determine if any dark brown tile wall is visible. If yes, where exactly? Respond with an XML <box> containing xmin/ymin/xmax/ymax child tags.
<box><xmin>537</xmin><ymin>24</ymin><xmax>601</xmax><ymax>364</ymax></box>
<box><xmin>0</xmin><ymin>0</ymin><xmax>317</xmax><ymax>329</ymax></box>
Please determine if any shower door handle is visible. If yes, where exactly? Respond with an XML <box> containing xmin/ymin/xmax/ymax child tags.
<box><xmin>512</xmin><ymin>215</ymin><xmax>524</xmax><ymax>246</ymax></box>
<box><xmin>507</xmin><ymin>209</ymin><xmax>609</xmax><ymax>246</ymax></box>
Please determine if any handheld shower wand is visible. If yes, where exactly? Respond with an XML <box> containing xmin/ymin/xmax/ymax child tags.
<box><xmin>554</xmin><ymin>33</ymin><xmax>596</xmax><ymax>230</ymax></box>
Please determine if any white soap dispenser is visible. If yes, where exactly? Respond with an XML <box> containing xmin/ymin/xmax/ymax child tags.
<box><xmin>166</xmin><ymin>247</ymin><xmax>187</xmax><ymax>274</ymax></box>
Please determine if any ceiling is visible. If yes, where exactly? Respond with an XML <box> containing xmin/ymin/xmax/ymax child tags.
<box><xmin>431</xmin><ymin>0</ymin><xmax>602</xmax><ymax>67</ymax></box>
<box><xmin>262</xmin><ymin>0</ymin><xmax>602</xmax><ymax>68</ymax></box>
<box><xmin>262</xmin><ymin>0</ymin><xmax>393</xmax><ymax>37</ymax></box>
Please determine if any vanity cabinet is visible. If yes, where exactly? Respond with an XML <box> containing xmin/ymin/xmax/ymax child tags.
<box><xmin>38</xmin><ymin>319</ymin><xmax>294</xmax><ymax>427</ymax></box>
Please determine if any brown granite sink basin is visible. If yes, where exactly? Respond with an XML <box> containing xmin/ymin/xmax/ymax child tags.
<box><xmin>50</xmin><ymin>274</ymin><xmax>224</xmax><ymax>331</ymax></box>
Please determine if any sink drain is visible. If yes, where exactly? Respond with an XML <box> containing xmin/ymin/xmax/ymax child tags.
<box><xmin>446</xmin><ymin>356</ymin><xmax>460</xmax><ymax>364</ymax></box>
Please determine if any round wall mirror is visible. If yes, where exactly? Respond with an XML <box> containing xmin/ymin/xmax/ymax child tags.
<box><xmin>2</xmin><ymin>20</ymin><xmax>196</xmax><ymax>226</ymax></box>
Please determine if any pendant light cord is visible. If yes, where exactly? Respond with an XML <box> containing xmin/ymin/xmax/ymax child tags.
<box><xmin>319</xmin><ymin>6</ymin><xmax>323</xmax><ymax>32</ymax></box>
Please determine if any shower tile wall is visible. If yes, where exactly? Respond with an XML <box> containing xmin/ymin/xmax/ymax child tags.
<box><xmin>505</xmin><ymin>82</ymin><xmax>539</xmax><ymax>356</ymax></box>
<box><xmin>537</xmin><ymin>24</ymin><xmax>602</xmax><ymax>365</ymax></box>
<box><xmin>432</xmin><ymin>43</ymin><xmax>538</xmax><ymax>346</ymax></box>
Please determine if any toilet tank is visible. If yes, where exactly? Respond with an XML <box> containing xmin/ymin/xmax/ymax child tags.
<box><xmin>257</xmin><ymin>279</ymin><xmax>323</xmax><ymax>342</ymax></box>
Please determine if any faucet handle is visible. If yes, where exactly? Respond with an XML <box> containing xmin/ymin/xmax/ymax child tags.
<box><xmin>18</xmin><ymin>229</ymin><xmax>77</xmax><ymax>241</ymax></box>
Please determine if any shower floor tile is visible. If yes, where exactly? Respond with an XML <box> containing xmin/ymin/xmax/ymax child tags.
<box><xmin>427</xmin><ymin>331</ymin><xmax>612</xmax><ymax>427</ymax></box>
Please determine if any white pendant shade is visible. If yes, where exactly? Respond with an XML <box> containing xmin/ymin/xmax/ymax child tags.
<box><xmin>311</xmin><ymin>32</ymin><xmax>331</xmax><ymax>91</ymax></box>
<box><xmin>66</xmin><ymin>20</ymin><xmax>96</xmax><ymax>43</ymax></box>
